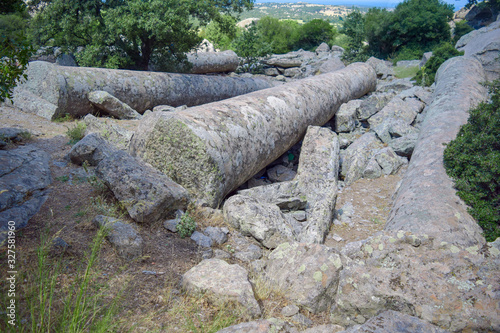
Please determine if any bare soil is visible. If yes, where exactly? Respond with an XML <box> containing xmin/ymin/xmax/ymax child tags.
<box><xmin>0</xmin><ymin>105</ymin><xmax>404</xmax><ymax>331</ymax></box>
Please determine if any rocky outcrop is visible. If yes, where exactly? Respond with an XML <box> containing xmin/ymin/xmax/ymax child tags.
<box><xmin>187</xmin><ymin>50</ymin><xmax>240</xmax><ymax>74</ymax></box>
<box><xmin>83</xmin><ymin>114</ymin><xmax>134</xmax><ymax>151</ymax></box>
<box><xmin>263</xmin><ymin>242</ymin><xmax>343</xmax><ymax>313</ymax></box>
<box><xmin>386</xmin><ymin>57</ymin><xmax>488</xmax><ymax>247</ymax></box>
<box><xmin>130</xmin><ymin>63</ymin><xmax>376</xmax><ymax>207</ymax></box>
<box><xmin>456</xmin><ymin>17</ymin><xmax>500</xmax><ymax>81</ymax></box>
<box><xmin>181</xmin><ymin>259</ymin><xmax>261</xmax><ymax>317</ymax></box>
<box><xmin>12</xmin><ymin>61</ymin><xmax>272</xmax><ymax>119</ymax></box>
<box><xmin>0</xmin><ymin>146</ymin><xmax>51</xmax><ymax>246</ymax></box>
<box><xmin>67</xmin><ymin>133</ymin><xmax>116</xmax><ymax>166</ymax></box>
<box><xmin>93</xmin><ymin>215</ymin><xmax>143</xmax><ymax>260</ymax></box>
<box><xmin>331</xmin><ymin>232</ymin><xmax>500</xmax><ymax>332</ymax></box>
<box><xmin>95</xmin><ymin>150</ymin><xmax>189</xmax><ymax>223</ymax></box>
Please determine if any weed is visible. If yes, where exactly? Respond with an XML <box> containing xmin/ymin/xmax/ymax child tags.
<box><xmin>66</xmin><ymin>122</ymin><xmax>86</xmax><ymax>145</ymax></box>
<box><xmin>53</xmin><ymin>113</ymin><xmax>73</xmax><ymax>123</ymax></box>
<box><xmin>64</xmin><ymin>204</ymin><xmax>71</xmax><ymax>210</ymax></box>
<box><xmin>56</xmin><ymin>175</ymin><xmax>69</xmax><ymax>182</ymax></box>
<box><xmin>177</xmin><ymin>212</ymin><xmax>196</xmax><ymax>238</ymax></box>
<box><xmin>19</xmin><ymin>131</ymin><xmax>32</xmax><ymax>141</ymax></box>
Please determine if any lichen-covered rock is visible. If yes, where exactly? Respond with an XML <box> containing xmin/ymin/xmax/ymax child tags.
<box><xmin>303</xmin><ymin>324</ymin><xmax>345</xmax><ymax>333</ymax></box>
<box><xmin>223</xmin><ymin>195</ymin><xmax>295</xmax><ymax>249</ymax></box>
<box><xmin>372</xmin><ymin>118</ymin><xmax>418</xmax><ymax>144</ymax></box>
<box><xmin>365</xmin><ymin>57</ymin><xmax>394</xmax><ymax>79</ymax></box>
<box><xmin>181</xmin><ymin>259</ymin><xmax>261</xmax><ymax>317</ymax></box>
<box><xmin>362</xmin><ymin>157</ymin><xmax>382</xmax><ymax>179</ymax></box>
<box><xmin>374</xmin><ymin>147</ymin><xmax>406</xmax><ymax>175</ymax></box>
<box><xmin>341</xmin><ymin>133</ymin><xmax>384</xmax><ymax>185</ymax></box>
<box><xmin>263</xmin><ymin>242</ymin><xmax>343</xmax><ymax>313</ymax></box>
<box><xmin>317</xmin><ymin>57</ymin><xmax>345</xmax><ymax>74</ymax></box>
<box><xmin>239</xmin><ymin>181</ymin><xmax>306</xmax><ymax>211</ymax></box>
<box><xmin>388</xmin><ymin>132</ymin><xmax>419</xmax><ymax>157</ymax></box>
<box><xmin>0</xmin><ymin>146</ymin><xmax>51</xmax><ymax>246</ymax></box>
<box><xmin>367</xmin><ymin>97</ymin><xmax>419</xmax><ymax>128</ymax></box>
<box><xmin>335</xmin><ymin>100</ymin><xmax>361</xmax><ymax>133</ymax></box>
<box><xmin>357</xmin><ymin>92</ymin><xmax>395</xmax><ymax>121</ymax></box>
<box><xmin>284</xmin><ymin>67</ymin><xmax>302</xmax><ymax>77</ymax></box>
<box><xmin>216</xmin><ymin>318</ymin><xmax>293</xmax><ymax>333</ymax></box>
<box><xmin>331</xmin><ymin>232</ymin><xmax>500</xmax><ymax>332</ymax></box>
<box><xmin>376</xmin><ymin>78</ymin><xmax>414</xmax><ymax>93</ymax></box>
<box><xmin>267</xmin><ymin>165</ymin><xmax>297</xmax><ymax>183</ymax></box>
<box><xmin>83</xmin><ymin>114</ymin><xmax>134</xmax><ymax>151</ymax></box>
<box><xmin>336</xmin><ymin>310</ymin><xmax>450</xmax><ymax>333</ymax></box>
<box><xmin>386</xmin><ymin>57</ymin><xmax>488</xmax><ymax>247</ymax></box>
<box><xmin>95</xmin><ymin>150</ymin><xmax>189</xmax><ymax>223</ymax></box>
<box><xmin>93</xmin><ymin>215</ymin><xmax>143</xmax><ymax>260</ymax></box>
<box><xmin>130</xmin><ymin>63</ymin><xmax>376</xmax><ymax>207</ymax></box>
<box><xmin>12</xmin><ymin>61</ymin><xmax>272</xmax><ymax>119</ymax></box>
<box><xmin>187</xmin><ymin>50</ymin><xmax>240</xmax><ymax>74</ymax></box>
<box><xmin>456</xmin><ymin>18</ymin><xmax>500</xmax><ymax>81</ymax></box>
<box><xmin>88</xmin><ymin>90</ymin><xmax>142</xmax><ymax>120</ymax></box>
<box><xmin>68</xmin><ymin>133</ymin><xmax>116</xmax><ymax>166</ymax></box>
<box><xmin>315</xmin><ymin>42</ymin><xmax>330</xmax><ymax>54</ymax></box>
<box><xmin>190</xmin><ymin>231</ymin><xmax>212</xmax><ymax>248</ymax></box>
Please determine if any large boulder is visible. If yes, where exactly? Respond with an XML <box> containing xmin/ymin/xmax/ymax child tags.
<box><xmin>367</xmin><ymin>97</ymin><xmax>419</xmax><ymax>128</ymax></box>
<box><xmin>357</xmin><ymin>92</ymin><xmax>395</xmax><ymax>121</ymax></box>
<box><xmin>341</xmin><ymin>133</ymin><xmax>384</xmax><ymax>185</ymax></box>
<box><xmin>68</xmin><ymin>133</ymin><xmax>116</xmax><ymax>166</ymax></box>
<box><xmin>331</xmin><ymin>232</ymin><xmax>500</xmax><ymax>332</ymax></box>
<box><xmin>386</xmin><ymin>57</ymin><xmax>488</xmax><ymax>247</ymax></box>
<box><xmin>181</xmin><ymin>259</ymin><xmax>261</xmax><ymax>317</ymax></box>
<box><xmin>95</xmin><ymin>150</ymin><xmax>189</xmax><ymax>223</ymax></box>
<box><xmin>365</xmin><ymin>57</ymin><xmax>394</xmax><ymax>79</ymax></box>
<box><xmin>0</xmin><ymin>146</ymin><xmax>51</xmax><ymax>246</ymax></box>
<box><xmin>83</xmin><ymin>114</ymin><xmax>134</xmax><ymax>151</ymax></box>
<box><xmin>456</xmin><ymin>18</ymin><xmax>500</xmax><ymax>81</ymax></box>
<box><xmin>263</xmin><ymin>242</ymin><xmax>343</xmax><ymax>313</ymax></box>
<box><xmin>335</xmin><ymin>100</ymin><xmax>361</xmax><ymax>133</ymax></box>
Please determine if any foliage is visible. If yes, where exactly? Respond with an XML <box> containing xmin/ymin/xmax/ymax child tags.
<box><xmin>293</xmin><ymin>19</ymin><xmax>336</xmax><ymax>51</ymax></box>
<box><xmin>177</xmin><ymin>212</ymin><xmax>197</xmax><ymax>238</ymax></box>
<box><xmin>202</xmin><ymin>15</ymin><xmax>238</xmax><ymax>50</ymax></box>
<box><xmin>453</xmin><ymin>20</ymin><xmax>474</xmax><ymax>44</ymax></box>
<box><xmin>256</xmin><ymin>16</ymin><xmax>300</xmax><ymax>54</ymax></box>
<box><xmin>66</xmin><ymin>121</ymin><xmax>86</xmax><ymax>145</ymax></box>
<box><xmin>466</xmin><ymin>0</ymin><xmax>499</xmax><ymax>10</ymax></box>
<box><xmin>232</xmin><ymin>21</ymin><xmax>272</xmax><ymax>68</ymax></box>
<box><xmin>340</xmin><ymin>10</ymin><xmax>366</xmax><ymax>62</ymax></box>
<box><xmin>0</xmin><ymin>0</ymin><xmax>33</xmax><ymax>102</ymax></box>
<box><xmin>363</xmin><ymin>8</ymin><xmax>392</xmax><ymax>58</ymax></box>
<box><xmin>444</xmin><ymin>80</ymin><xmax>500</xmax><ymax>241</ymax></box>
<box><xmin>390</xmin><ymin>45</ymin><xmax>425</xmax><ymax>65</ymax></box>
<box><xmin>414</xmin><ymin>42</ymin><xmax>462</xmax><ymax>86</ymax></box>
<box><xmin>394</xmin><ymin>65</ymin><xmax>420</xmax><ymax>79</ymax></box>
<box><xmin>29</xmin><ymin>0</ymin><xmax>254</xmax><ymax>72</ymax></box>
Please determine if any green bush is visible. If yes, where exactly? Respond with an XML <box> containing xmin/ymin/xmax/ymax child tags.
<box><xmin>414</xmin><ymin>42</ymin><xmax>462</xmax><ymax>86</ymax></box>
<box><xmin>453</xmin><ymin>20</ymin><xmax>474</xmax><ymax>44</ymax></box>
<box><xmin>177</xmin><ymin>212</ymin><xmax>196</xmax><ymax>238</ymax></box>
<box><xmin>66</xmin><ymin>121</ymin><xmax>86</xmax><ymax>145</ymax></box>
<box><xmin>443</xmin><ymin>80</ymin><xmax>500</xmax><ymax>242</ymax></box>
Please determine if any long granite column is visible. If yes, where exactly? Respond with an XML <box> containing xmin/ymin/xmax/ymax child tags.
<box><xmin>386</xmin><ymin>57</ymin><xmax>488</xmax><ymax>246</ymax></box>
<box><xmin>12</xmin><ymin>61</ymin><xmax>272</xmax><ymax>119</ymax></box>
<box><xmin>130</xmin><ymin>62</ymin><xmax>376</xmax><ymax>207</ymax></box>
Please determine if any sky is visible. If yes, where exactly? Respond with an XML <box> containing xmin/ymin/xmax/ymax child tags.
<box><xmin>255</xmin><ymin>0</ymin><xmax>469</xmax><ymax>10</ymax></box>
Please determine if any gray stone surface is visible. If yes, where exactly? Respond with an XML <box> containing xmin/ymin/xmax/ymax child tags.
<box><xmin>317</xmin><ymin>57</ymin><xmax>345</xmax><ymax>74</ymax></box>
<box><xmin>302</xmin><ymin>324</ymin><xmax>345</xmax><ymax>333</ymax></box>
<box><xmin>395</xmin><ymin>60</ymin><xmax>420</xmax><ymax>68</ymax></box>
<box><xmin>386</xmin><ymin>57</ymin><xmax>488</xmax><ymax>247</ymax></box>
<box><xmin>204</xmin><ymin>226</ymin><xmax>228</xmax><ymax>245</ymax></box>
<box><xmin>93</xmin><ymin>215</ymin><xmax>143</xmax><ymax>260</ymax></box>
<box><xmin>456</xmin><ymin>18</ymin><xmax>500</xmax><ymax>81</ymax></box>
<box><xmin>234</xmin><ymin>243</ymin><xmax>263</xmax><ymax>262</ymax></box>
<box><xmin>83</xmin><ymin>114</ymin><xmax>134</xmax><ymax>151</ymax></box>
<box><xmin>190</xmin><ymin>231</ymin><xmax>212</xmax><ymax>248</ymax></box>
<box><xmin>68</xmin><ymin>133</ymin><xmax>116</xmax><ymax>166</ymax></box>
<box><xmin>263</xmin><ymin>242</ymin><xmax>343</xmax><ymax>313</ymax></box>
<box><xmin>267</xmin><ymin>165</ymin><xmax>297</xmax><ymax>183</ymax></box>
<box><xmin>331</xmin><ymin>232</ymin><xmax>500</xmax><ymax>331</ymax></box>
<box><xmin>337</xmin><ymin>310</ymin><xmax>450</xmax><ymax>333</ymax></box>
<box><xmin>341</xmin><ymin>133</ymin><xmax>383</xmax><ymax>185</ymax></box>
<box><xmin>362</xmin><ymin>157</ymin><xmax>382</xmax><ymax>179</ymax></box>
<box><xmin>187</xmin><ymin>50</ymin><xmax>240</xmax><ymax>74</ymax></box>
<box><xmin>0</xmin><ymin>146</ymin><xmax>51</xmax><ymax>246</ymax></box>
<box><xmin>315</xmin><ymin>42</ymin><xmax>330</xmax><ymax>54</ymax></box>
<box><xmin>376</xmin><ymin>78</ymin><xmax>414</xmax><ymax>93</ymax></box>
<box><xmin>357</xmin><ymin>92</ymin><xmax>394</xmax><ymax>121</ymax></box>
<box><xmin>368</xmin><ymin>97</ymin><xmax>418</xmax><ymax>128</ymax></box>
<box><xmin>374</xmin><ymin>147</ymin><xmax>406</xmax><ymax>175</ymax></box>
<box><xmin>12</xmin><ymin>61</ymin><xmax>272</xmax><ymax>119</ymax></box>
<box><xmin>281</xmin><ymin>304</ymin><xmax>300</xmax><ymax>317</ymax></box>
<box><xmin>95</xmin><ymin>150</ymin><xmax>189</xmax><ymax>223</ymax></box>
<box><xmin>420</xmin><ymin>51</ymin><xmax>433</xmax><ymax>68</ymax></box>
<box><xmin>130</xmin><ymin>63</ymin><xmax>376</xmax><ymax>207</ymax></box>
<box><xmin>55</xmin><ymin>53</ymin><xmax>77</xmax><ymax>67</ymax></box>
<box><xmin>388</xmin><ymin>132</ymin><xmax>419</xmax><ymax>157</ymax></box>
<box><xmin>365</xmin><ymin>57</ymin><xmax>394</xmax><ymax>79</ymax></box>
<box><xmin>88</xmin><ymin>90</ymin><xmax>142</xmax><ymax>120</ymax></box>
<box><xmin>181</xmin><ymin>259</ymin><xmax>261</xmax><ymax>317</ymax></box>
<box><xmin>216</xmin><ymin>318</ymin><xmax>292</xmax><ymax>333</ymax></box>
<box><xmin>372</xmin><ymin>118</ymin><xmax>418</xmax><ymax>144</ymax></box>
<box><xmin>335</xmin><ymin>100</ymin><xmax>361</xmax><ymax>132</ymax></box>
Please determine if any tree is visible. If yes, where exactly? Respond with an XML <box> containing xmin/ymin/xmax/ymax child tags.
<box><xmin>29</xmin><ymin>0</ymin><xmax>254</xmax><ymax>71</ymax></box>
<box><xmin>294</xmin><ymin>19</ymin><xmax>335</xmax><ymax>51</ymax></box>
<box><xmin>203</xmin><ymin>15</ymin><xmax>238</xmax><ymax>50</ymax></box>
<box><xmin>1</xmin><ymin>0</ymin><xmax>33</xmax><ymax>102</ymax></box>
<box><xmin>363</xmin><ymin>8</ymin><xmax>392</xmax><ymax>58</ymax></box>
<box><xmin>340</xmin><ymin>11</ymin><xmax>366</xmax><ymax>61</ymax></box>
<box><xmin>232</xmin><ymin>21</ymin><xmax>272</xmax><ymax>64</ymax></box>
<box><xmin>414</xmin><ymin>42</ymin><xmax>462</xmax><ymax>86</ymax></box>
<box><xmin>257</xmin><ymin>16</ymin><xmax>300</xmax><ymax>54</ymax></box>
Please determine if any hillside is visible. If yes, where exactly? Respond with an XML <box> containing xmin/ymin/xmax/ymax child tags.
<box><xmin>238</xmin><ymin>2</ymin><xmax>370</xmax><ymax>25</ymax></box>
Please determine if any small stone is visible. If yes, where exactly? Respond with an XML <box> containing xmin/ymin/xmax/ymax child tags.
<box><xmin>204</xmin><ymin>226</ymin><xmax>228</xmax><ymax>245</ymax></box>
<box><xmin>51</xmin><ymin>237</ymin><xmax>69</xmax><ymax>251</ymax></box>
<box><xmin>267</xmin><ymin>165</ymin><xmax>297</xmax><ymax>182</ymax></box>
<box><xmin>281</xmin><ymin>304</ymin><xmax>300</xmax><ymax>317</ymax></box>
<box><xmin>163</xmin><ymin>219</ymin><xmax>179</xmax><ymax>233</ymax></box>
<box><xmin>331</xmin><ymin>234</ymin><xmax>343</xmax><ymax>242</ymax></box>
<box><xmin>234</xmin><ymin>244</ymin><xmax>263</xmax><ymax>262</ymax></box>
<box><xmin>213</xmin><ymin>249</ymin><xmax>232</xmax><ymax>260</ymax></box>
<box><xmin>190</xmin><ymin>231</ymin><xmax>212</xmax><ymax>248</ymax></box>
<box><xmin>292</xmin><ymin>313</ymin><xmax>313</xmax><ymax>328</ymax></box>
<box><xmin>201</xmin><ymin>249</ymin><xmax>213</xmax><ymax>259</ymax></box>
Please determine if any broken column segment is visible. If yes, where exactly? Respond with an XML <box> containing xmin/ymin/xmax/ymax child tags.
<box><xmin>12</xmin><ymin>61</ymin><xmax>272</xmax><ymax>120</ymax></box>
<box><xmin>385</xmin><ymin>57</ymin><xmax>488</xmax><ymax>247</ymax></box>
<box><xmin>187</xmin><ymin>50</ymin><xmax>240</xmax><ymax>74</ymax></box>
<box><xmin>130</xmin><ymin>62</ymin><xmax>376</xmax><ymax>207</ymax></box>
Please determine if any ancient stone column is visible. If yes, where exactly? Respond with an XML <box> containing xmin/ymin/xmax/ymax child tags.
<box><xmin>130</xmin><ymin>62</ymin><xmax>376</xmax><ymax>207</ymax></box>
<box><xmin>187</xmin><ymin>50</ymin><xmax>240</xmax><ymax>74</ymax></box>
<box><xmin>12</xmin><ymin>61</ymin><xmax>272</xmax><ymax>120</ymax></box>
<box><xmin>386</xmin><ymin>57</ymin><xmax>488</xmax><ymax>247</ymax></box>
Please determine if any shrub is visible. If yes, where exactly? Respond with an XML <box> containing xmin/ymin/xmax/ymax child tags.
<box><xmin>414</xmin><ymin>42</ymin><xmax>462</xmax><ymax>86</ymax></box>
<box><xmin>66</xmin><ymin>121</ymin><xmax>86</xmax><ymax>145</ymax></box>
<box><xmin>177</xmin><ymin>212</ymin><xmax>196</xmax><ymax>238</ymax></box>
<box><xmin>443</xmin><ymin>80</ymin><xmax>500</xmax><ymax>241</ymax></box>
<box><xmin>453</xmin><ymin>20</ymin><xmax>474</xmax><ymax>44</ymax></box>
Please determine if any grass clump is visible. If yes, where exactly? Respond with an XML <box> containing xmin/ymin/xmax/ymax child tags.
<box><xmin>444</xmin><ymin>80</ymin><xmax>500</xmax><ymax>241</ymax></box>
<box><xmin>394</xmin><ymin>65</ymin><xmax>420</xmax><ymax>79</ymax></box>
<box><xmin>66</xmin><ymin>121</ymin><xmax>86</xmax><ymax>145</ymax></box>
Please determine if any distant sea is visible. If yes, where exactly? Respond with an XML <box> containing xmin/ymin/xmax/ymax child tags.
<box><xmin>255</xmin><ymin>0</ymin><xmax>469</xmax><ymax>10</ymax></box>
